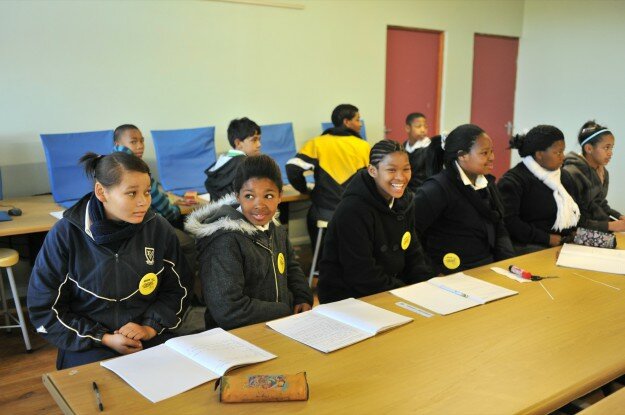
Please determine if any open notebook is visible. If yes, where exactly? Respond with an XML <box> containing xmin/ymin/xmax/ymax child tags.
<box><xmin>556</xmin><ymin>243</ymin><xmax>625</xmax><ymax>275</ymax></box>
<box><xmin>266</xmin><ymin>298</ymin><xmax>412</xmax><ymax>353</ymax></box>
<box><xmin>101</xmin><ymin>328</ymin><xmax>276</xmax><ymax>403</ymax></box>
<box><xmin>390</xmin><ymin>273</ymin><xmax>518</xmax><ymax>315</ymax></box>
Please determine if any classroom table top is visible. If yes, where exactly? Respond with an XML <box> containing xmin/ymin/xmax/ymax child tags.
<box><xmin>0</xmin><ymin>185</ymin><xmax>309</xmax><ymax>237</ymax></box>
<box><xmin>43</xmin><ymin>236</ymin><xmax>625</xmax><ymax>414</ymax></box>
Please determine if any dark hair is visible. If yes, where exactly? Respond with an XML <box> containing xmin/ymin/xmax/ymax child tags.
<box><xmin>405</xmin><ymin>112</ymin><xmax>426</xmax><ymax>125</ymax></box>
<box><xmin>331</xmin><ymin>104</ymin><xmax>359</xmax><ymax>127</ymax></box>
<box><xmin>578</xmin><ymin>120</ymin><xmax>612</xmax><ymax>154</ymax></box>
<box><xmin>233</xmin><ymin>155</ymin><xmax>283</xmax><ymax>194</ymax></box>
<box><xmin>430</xmin><ymin>124</ymin><xmax>486</xmax><ymax>173</ymax></box>
<box><xmin>509</xmin><ymin>125</ymin><xmax>564</xmax><ymax>157</ymax></box>
<box><xmin>114</xmin><ymin>124</ymin><xmax>140</xmax><ymax>143</ymax></box>
<box><xmin>79</xmin><ymin>152</ymin><xmax>150</xmax><ymax>188</ymax></box>
<box><xmin>369</xmin><ymin>139</ymin><xmax>406</xmax><ymax>167</ymax></box>
<box><xmin>227</xmin><ymin>118</ymin><xmax>261</xmax><ymax>148</ymax></box>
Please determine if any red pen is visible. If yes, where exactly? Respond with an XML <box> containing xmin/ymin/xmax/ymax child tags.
<box><xmin>508</xmin><ymin>265</ymin><xmax>533</xmax><ymax>280</ymax></box>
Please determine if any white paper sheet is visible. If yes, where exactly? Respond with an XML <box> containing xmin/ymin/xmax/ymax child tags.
<box><xmin>557</xmin><ymin>243</ymin><xmax>625</xmax><ymax>275</ymax></box>
<box><xmin>390</xmin><ymin>282</ymin><xmax>478</xmax><ymax>315</ymax></box>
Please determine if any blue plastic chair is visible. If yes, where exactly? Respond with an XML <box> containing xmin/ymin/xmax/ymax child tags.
<box><xmin>151</xmin><ymin>126</ymin><xmax>216</xmax><ymax>195</ymax></box>
<box><xmin>261</xmin><ymin>123</ymin><xmax>301</xmax><ymax>185</ymax></box>
<box><xmin>0</xmin><ymin>167</ymin><xmax>3</xmax><ymax>200</ymax></box>
<box><xmin>321</xmin><ymin>120</ymin><xmax>367</xmax><ymax>139</ymax></box>
<box><xmin>40</xmin><ymin>130</ymin><xmax>113</xmax><ymax>207</ymax></box>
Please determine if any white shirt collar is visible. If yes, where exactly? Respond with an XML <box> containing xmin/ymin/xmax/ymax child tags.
<box><xmin>404</xmin><ymin>137</ymin><xmax>431</xmax><ymax>153</ymax></box>
<box><xmin>389</xmin><ymin>198</ymin><xmax>395</xmax><ymax>209</ymax></box>
<box><xmin>455</xmin><ymin>161</ymin><xmax>488</xmax><ymax>190</ymax></box>
<box><xmin>237</xmin><ymin>206</ymin><xmax>270</xmax><ymax>231</ymax></box>
<box><xmin>84</xmin><ymin>200</ymin><xmax>94</xmax><ymax>240</ymax></box>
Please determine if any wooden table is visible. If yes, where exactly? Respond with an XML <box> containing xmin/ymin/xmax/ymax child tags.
<box><xmin>0</xmin><ymin>195</ymin><xmax>62</xmax><ymax>237</ymax></box>
<box><xmin>0</xmin><ymin>186</ymin><xmax>310</xmax><ymax>237</ymax></box>
<box><xmin>579</xmin><ymin>385</ymin><xmax>625</xmax><ymax>414</ymax></box>
<box><xmin>42</xmin><ymin>238</ymin><xmax>625</xmax><ymax>414</ymax></box>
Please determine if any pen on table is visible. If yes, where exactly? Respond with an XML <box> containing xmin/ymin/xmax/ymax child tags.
<box><xmin>609</xmin><ymin>215</ymin><xmax>619</xmax><ymax>221</ymax></box>
<box><xmin>438</xmin><ymin>285</ymin><xmax>469</xmax><ymax>298</ymax></box>
<box><xmin>92</xmin><ymin>381</ymin><xmax>104</xmax><ymax>412</ymax></box>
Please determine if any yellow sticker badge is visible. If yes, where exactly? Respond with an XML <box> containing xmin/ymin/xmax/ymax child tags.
<box><xmin>401</xmin><ymin>231</ymin><xmax>411</xmax><ymax>250</ymax></box>
<box><xmin>443</xmin><ymin>253</ymin><xmax>461</xmax><ymax>270</ymax></box>
<box><xmin>277</xmin><ymin>253</ymin><xmax>286</xmax><ymax>275</ymax></box>
<box><xmin>139</xmin><ymin>273</ymin><xmax>158</xmax><ymax>295</ymax></box>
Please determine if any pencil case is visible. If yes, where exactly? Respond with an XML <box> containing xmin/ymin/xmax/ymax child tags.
<box><xmin>216</xmin><ymin>372</ymin><xmax>309</xmax><ymax>403</ymax></box>
<box><xmin>573</xmin><ymin>227</ymin><xmax>617</xmax><ymax>249</ymax></box>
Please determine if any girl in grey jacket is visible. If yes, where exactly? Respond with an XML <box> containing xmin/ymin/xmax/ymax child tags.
<box><xmin>186</xmin><ymin>155</ymin><xmax>313</xmax><ymax>330</ymax></box>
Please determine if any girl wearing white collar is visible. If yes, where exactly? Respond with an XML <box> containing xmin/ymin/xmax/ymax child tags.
<box><xmin>413</xmin><ymin>124</ymin><xmax>515</xmax><ymax>275</ymax></box>
<box><xmin>498</xmin><ymin>125</ymin><xmax>580</xmax><ymax>255</ymax></box>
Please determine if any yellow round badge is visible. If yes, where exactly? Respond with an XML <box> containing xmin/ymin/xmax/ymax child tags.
<box><xmin>443</xmin><ymin>253</ymin><xmax>461</xmax><ymax>270</ymax></box>
<box><xmin>277</xmin><ymin>253</ymin><xmax>286</xmax><ymax>274</ymax></box>
<box><xmin>139</xmin><ymin>273</ymin><xmax>158</xmax><ymax>295</ymax></box>
<box><xmin>401</xmin><ymin>231</ymin><xmax>411</xmax><ymax>250</ymax></box>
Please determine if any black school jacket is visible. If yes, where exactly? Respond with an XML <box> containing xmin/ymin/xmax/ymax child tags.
<box><xmin>318</xmin><ymin>169</ymin><xmax>434</xmax><ymax>304</ymax></box>
<box><xmin>413</xmin><ymin>167</ymin><xmax>515</xmax><ymax>274</ymax></box>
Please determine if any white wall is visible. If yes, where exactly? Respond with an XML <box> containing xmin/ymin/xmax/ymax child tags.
<box><xmin>515</xmin><ymin>0</ymin><xmax>625</xmax><ymax>210</ymax></box>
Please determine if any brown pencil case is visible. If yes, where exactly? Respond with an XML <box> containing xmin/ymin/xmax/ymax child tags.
<box><xmin>216</xmin><ymin>372</ymin><xmax>309</xmax><ymax>403</ymax></box>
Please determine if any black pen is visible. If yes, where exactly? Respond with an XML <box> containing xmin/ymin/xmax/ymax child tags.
<box><xmin>92</xmin><ymin>381</ymin><xmax>104</xmax><ymax>411</ymax></box>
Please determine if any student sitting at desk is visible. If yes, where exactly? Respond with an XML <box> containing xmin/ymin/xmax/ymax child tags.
<box><xmin>186</xmin><ymin>155</ymin><xmax>313</xmax><ymax>330</ymax></box>
<box><xmin>413</xmin><ymin>124</ymin><xmax>515</xmax><ymax>275</ymax></box>
<box><xmin>204</xmin><ymin>117</ymin><xmax>262</xmax><ymax>201</ymax></box>
<box><xmin>404</xmin><ymin>112</ymin><xmax>432</xmax><ymax>192</ymax></box>
<box><xmin>563</xmin><ymin>121</ymin><xmax>625</xmax><ymax>232</ymax></box>
<box><xmin>286</xmin><ymin>104</ymin><xmax>370</xmax><ymax>247</ymax></box>
<box><xmin>317</xmin><ymin>140</ymin><xmax>434</xmax><ymax>304</ymax></box>
<box><xmin>27</xmin><ymin>152</ymin><xmax>192</xmax><ymax>369</ymax></box>
<box><xmin>498</xmin><ymin>125</ymin><xmax>580</xmax><ymax>254</ymax></box>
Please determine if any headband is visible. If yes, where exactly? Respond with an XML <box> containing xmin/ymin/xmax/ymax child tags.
<box><xmin>580</xmin><ymin>129</ymin><xmax>610</xmax><ymax>147</ymax></box>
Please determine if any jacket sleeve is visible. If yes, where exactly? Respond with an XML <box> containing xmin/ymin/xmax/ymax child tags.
<box><xmin>412</xmin><ymin>180</ymin><xmax>447</xmax><ymax>237</ymax></box>
<box><xmin>286</xmin><ymin>140</ymin><xmax>318</xmax><ymax>194</ymax></box>
<box><xmin>285</xmin><ymin>237</ymin><xmax>314</xmax><ymax>306</ymax></box>
<box><xmin>141</xmin><ymin>226</ymin><xmax>193</xmax><ymax>333</ymax></box>
<box><xmin>332</xmin><ymin>209</ymin><xmax>406</xmax><ymax>297</ymax></box>
<box><xmin>497</xmin><ymin>174</ymin><xmax>550</xmax><ymax>245</ymax></box>
<box><xmin>150</xmin><ymin>178</ymin><xmax>182</xmax><ymax>224</ymax></box>
<box><xmin>199</xmin><ymin>235</ymin><xmax>291</xmax><ymax>330</ymax></box>
<box><xmin>563</xmin><ymin>165</ymin><xmax>609</xmax><ymax>231</ymax></box>
<box><xmin>600</xmin><ymin>173</ymin><xmax>622</xmax><ymax>219</ymax></box>
<box><xmin>401</xmin><ymin>228</ymin><xmax>436</xmax><ymax>283</ymax></box>
<box><xmin>27</xmin><ymin>223</ymin><xmax>109</xmax><ymax>352</ymax></box>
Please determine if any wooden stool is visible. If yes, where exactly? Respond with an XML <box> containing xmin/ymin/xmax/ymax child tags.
<box><xmin>0</xmin><ymin>248</ymin><xmax>32</xmax><ymax>352</ymax></box>
<box><xmin>308</xmin><ymin>220</ymin><xmax>328</xmax><ymax>287</ymax></box>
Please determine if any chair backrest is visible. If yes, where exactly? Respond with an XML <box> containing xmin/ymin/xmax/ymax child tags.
<box><xmin>150</xmin><ymin>126</ymin><xmax>216</xmax><ymax>195</ymax></box>
<box><xmin>261</xmin><ymin>123</ymin><xmax>297</xmax><ymax>185</ymax></box>
<box><xmin>40</xmin><ymin>130</ymin><xmax>113</xmax><ymax>207</ymax></box>
<box><xmin>321</xmin><ymin>120</ymin><xmax>367</xmax><ymax>139</ymax></box>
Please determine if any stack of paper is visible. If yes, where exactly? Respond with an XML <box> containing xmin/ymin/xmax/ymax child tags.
<box><xmin>556</xmin><ymin>243</ymin><xmax>625</xmax><ymax>275</ymax></box>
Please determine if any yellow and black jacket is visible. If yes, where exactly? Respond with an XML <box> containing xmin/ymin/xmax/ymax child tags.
<box><xmin>286</xmin><ymin>127</ymin><xmax>370</xmax><ymax>212</ymax></box>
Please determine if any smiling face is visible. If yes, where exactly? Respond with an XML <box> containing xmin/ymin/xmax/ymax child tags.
<box><xmin>236</xmin><ymin>177</ymin><xmax>282</xmax><ymax>226</ymax></box>
<box><xmin>115</xmin><ymin>128</ymin><xmax>145</xmax><ymax>159</ymax></box>
<box><xmin>585</xmin><ymin>133</ymin><xmax>615</xmax><ymax>167</ymax></box>
<box><xmin>535</xmin><ymin>139</ymin><xmax>565</xmax><ymax>171</ymax></box>
<box><xmin>95</xmin><ymin>170</ymin><xmax>151</xmax><ymax>224</ymax></box>
<box><xmin>368</xmin><ymin>151</ymin><xmax>411</xmax><ymax>201</ymax></box>
<box><xmin>457</xmin><ymin>133</ymin><xmax>495</xmax><ymax>177</ymax></box>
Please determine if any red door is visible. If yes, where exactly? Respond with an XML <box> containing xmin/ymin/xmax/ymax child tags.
<box><xmin>385</xmin><ymin>27</ymin><xmax>443</xmax><ymax>142</ymax></box>
<box><xmin>471</xmin><ymin>34</ymin><xmax>519</xmax><ymax>179</ymax></box>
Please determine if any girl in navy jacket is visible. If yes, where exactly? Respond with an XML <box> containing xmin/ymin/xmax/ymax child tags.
<box><xmin>28</xmin><ymin>152</ymin><xmax>192</xmax><ymax>369</ymax></box>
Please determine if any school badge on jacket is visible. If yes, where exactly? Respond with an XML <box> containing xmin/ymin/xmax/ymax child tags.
<box><xmin>145</xmin><ymin>247</ymin><xmax>155</xmax><ymax>265</ymax></box>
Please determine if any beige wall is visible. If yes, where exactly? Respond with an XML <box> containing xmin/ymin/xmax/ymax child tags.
<box><xmin>514</xmin><ymin>0</ymin><xmax>625</xmax><ymax>211</ymax></box>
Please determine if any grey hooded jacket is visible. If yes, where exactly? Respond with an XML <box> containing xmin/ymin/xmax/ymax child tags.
<box><xmin>185</xmin><ymin>195</ymin><xmax>313</xmax><ymax>330</ymax></box>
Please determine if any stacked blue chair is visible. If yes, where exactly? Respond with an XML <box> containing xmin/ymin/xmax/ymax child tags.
<box><xmin>151</xmin><ymin>126</ymin><xmax>216</xmax><ymax>195</ymax></box>
<box><xmin>321</xmin><ymin>120</ymin><xmax>367</xmax><ymax>139</ymax></box>
<box><xmin>40</xmin><ymin>130</ymin><xmax>113</xmax><ymax>208</ymax></box>
<box><xmin>260</xmin><ymin>123</ymin><xmax>299</xmax><ymax>185</ymax></box>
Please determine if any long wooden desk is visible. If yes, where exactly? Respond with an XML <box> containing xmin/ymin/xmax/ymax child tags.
<box><xmin>42</xmin><ymin>239</ymin><xmax>625</xmax><ymax>414</ymax></box>
<box><xmin>0</xmin><ymin>185</ymin><xmax>310</xmax><ymax>237</ymax></box>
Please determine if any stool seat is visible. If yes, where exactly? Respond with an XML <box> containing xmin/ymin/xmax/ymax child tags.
<box><xmin>0</xmin><ymin>248</ymin><xmax>19</xmax><ymax>267</ymax></box>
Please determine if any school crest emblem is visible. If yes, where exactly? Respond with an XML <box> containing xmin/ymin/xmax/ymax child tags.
<box><xmin>145</xmin><ymin>247</ymin><xmax>155</xmax><ymax>265</ymax></box>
